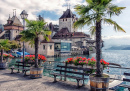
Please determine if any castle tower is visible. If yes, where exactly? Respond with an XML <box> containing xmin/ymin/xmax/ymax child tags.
<box><xmin>59</xmin><ymin>9</ymin><xmax>78</xmax><ymax>32</ymax></box>
<box><xmin>2</xmin><ymin>12</ymin><xmax>23</xmax><ymax>40</ymax></box>
<box><xmin>7</xmin><ymin>14</ymin><xmax>12</xmax><ymax>24</ymax></box>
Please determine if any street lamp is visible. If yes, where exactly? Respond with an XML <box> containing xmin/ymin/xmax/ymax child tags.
<box><xmin>20</xmin><ymin>10</ymin><xmax>28</xmax><ymax>70</ymax></box>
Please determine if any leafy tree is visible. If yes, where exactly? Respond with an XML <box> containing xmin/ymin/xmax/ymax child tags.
<box><xmin>0</xmin><ymin>39</ymin><xmax>10</xmax><ymax>63</ymax></box>
<box><xmin>20</xmin><ymin>19</ymin><xmax>51</xmax><ymax>68</ymax></box>
<box><xmin>74</xmin><ymin>0</ymin><xmax>126</xmax><ymax>77</ymax></box>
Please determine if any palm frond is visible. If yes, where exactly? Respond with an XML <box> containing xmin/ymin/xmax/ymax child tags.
<box><xmin>89</xmin><ymin>26</ymin><xmax>96</xmax><ymax>36</ymax></box>
<box><xmin>44</xmin><ymin>36</ymin><xmax>49</xmax><ymax>41</ymax></box>
<box><xmin>74</xmin><ymin>4</ymin><xmax>94</xmax><ymax>15</ymax></box>
<box><xmin>73</xmin><ymin>14</ymin><xmax>96</xmax><ymax>29</ymax></box>
<box><xmin>103</xmin><ymin>18</ymin><xmax>126</xmax><ymax>32</ymax></box>
<box><xmin>107</xmin><ymin>4</ymin><xmax>126</xmax><ymax>17</ymax></box>
<box><xmin>0</xmin><ymin>39</ymin><xmax>11</xmax><ymax>51</ymax></box>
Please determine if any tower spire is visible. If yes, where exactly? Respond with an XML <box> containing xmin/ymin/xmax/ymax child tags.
<box><xmin>69</xmin><ymin>3</ymin><xmax>70</xmax><ymax>9</ymax></box>
<box><xmin>15</xmin><ymin>9</ymin><xmax>16</xmax><ymax>16</ymax></box>
<box><xmin>13</xmin><ymin>9</ymin><xmax>16</xmax><ymax>16</ymax></box>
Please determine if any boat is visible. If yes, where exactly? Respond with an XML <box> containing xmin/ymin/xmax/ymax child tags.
<box><xmin>11</xmin><ymin>50</ymin><xmax>30</xmax><ymax>57</ymax></box>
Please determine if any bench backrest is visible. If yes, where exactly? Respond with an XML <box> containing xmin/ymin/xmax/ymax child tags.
<box><xmin>123</xmin><ymin>72</ymin><xmax>130</xmax><ymax>82</ymax></box>
<box><xmin>56</xmin><ymin>64</ymin><xmax>90</xmax><ymax>76</ymax></box>
<box><xmin>15</xmin><ymin>61</ymin><xmax>33</xmax><ymax>68</ymax></box>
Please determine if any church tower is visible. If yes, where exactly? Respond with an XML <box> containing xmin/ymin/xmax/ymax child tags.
<box><xmin>59</xmin><ymin>9</ymin><xmax>78</xmax><ymax>32</ymax></box>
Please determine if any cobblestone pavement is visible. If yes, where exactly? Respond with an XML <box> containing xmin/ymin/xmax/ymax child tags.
<box><xmin>0</xmin><ymin>69</ymin><xmax>90</xmax><ymax>91</ymax></box>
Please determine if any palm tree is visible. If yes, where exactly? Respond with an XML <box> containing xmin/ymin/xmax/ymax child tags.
<box><xmin>0</xmin><ymin>40</ymin><xmax>19</xmax><ymax>63</ymax></box>
<box><xmin>20</xmin><ymin>19</ymin><xmax>51</xmax><ymax>68</ymax></box>
<box><xmin>74</xmin><ymin>0</ymin><xmax>126</xmax><ymax>77</ymax></box>
<box><xmin>0</xmin><ymin>39</ymin><xmax>10</xmax><ymax>63</ymax></box>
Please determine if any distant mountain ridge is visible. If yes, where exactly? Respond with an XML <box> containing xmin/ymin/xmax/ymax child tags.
<box><xmin>107</xmin><ymin>45</ymin><xmax>130</xmax><ymax>50</ymax></box>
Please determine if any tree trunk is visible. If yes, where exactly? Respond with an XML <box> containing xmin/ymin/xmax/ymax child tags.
<box><xmin>96</xmin><ymin>20</ymin><xmax>102</xmax><ymax>77</ymax></box>
<box><xmin>35</xmin><ymin>37</ymin><xmax>39</xmax><ymax>68</ymax></box>
<box><xmin>0</xmin><ymin>49</ymin><xmax>3</xmax><ymax>63</ymax></box>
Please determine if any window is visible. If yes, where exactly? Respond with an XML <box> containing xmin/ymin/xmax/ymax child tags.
<box><xmin>43</xmin><ymin>45</ymin><xmax>45</xmax><ymax>50</ymax></box>
<box><xmin>4</xmin><ymin>31</ymin><xmax>9</xmax><ymax>39</ymax></box>
<box><xmin>66</xmin><ymin>19</ymin><xmax>67</xmax><ymax>21</ymax></box>
<box><xmin>63</xmin><ymin>19</ymin><xmax>64</xmax><ymax>21</ymax></box>
<box><xmin>50</xmin><ymin>45</ymin><xmax>52</xmax><ymax>50</ymax></box>
<box><xmin>16</xmin><ymin>31</ymin><xmax>17</xmax><ymax>33</ymax></box>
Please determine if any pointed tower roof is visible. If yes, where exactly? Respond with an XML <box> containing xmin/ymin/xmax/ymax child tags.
<box><xmin>60</xmin><ymin>9</ymin><xmax>74</xmax><ymax>19</ymax></box>
<box><xmin>10</xmin><ymin>16</ymin><xmax>23</xmax><ymax>26</ymax></box>
<box><xmin>8</xmin><ymin>14</ymin><xmax>12</xmax><ymax>21</ymax></box>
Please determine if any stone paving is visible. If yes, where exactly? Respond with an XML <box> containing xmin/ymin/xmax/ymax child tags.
<box><xmin>0</xmin><ymin>69</ymin><xmax>91</xmax><ymax>91</ymax></box>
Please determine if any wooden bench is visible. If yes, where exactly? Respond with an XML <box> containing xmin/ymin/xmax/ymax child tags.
<box><xmin>119</xmin><ymin>72</ymin><xmax>130</xmax><ymax>91</ymax></box>
<box><xmin>50</xmin><ymin>63</ymin><xmax>91</xmax><ymax>88</ymax></box>
<box><xmin>10</xmin><ymin>61</ymin><xmax>32</xmax><ymax>76</ymax></box>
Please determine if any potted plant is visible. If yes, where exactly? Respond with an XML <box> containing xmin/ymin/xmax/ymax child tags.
<box><xmin>65</xmin><ymin>57</ymin><xmax>109</xmax><ymax>74</ymax></box>
<box><xmin>20</xmin><ymin>19</ymin><xmax>51</xmax><ymax>79</ymax></box>
<box><xmin>24</xmin><ymin>54</ymin><xmax>46</xmax><ymax>78</ymax></box>
<box><xmin>74</xmin><ymin>0</ymin><xmax>125</xmax><ymax>90</ymax></box>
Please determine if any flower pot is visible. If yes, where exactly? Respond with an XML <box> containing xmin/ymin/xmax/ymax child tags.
<box><xmin>30</xmin><ymin>67</ymin><xmax>43</xmax><ymax>79</ymax></box>
<box><xmin>0</xmin><ymin>62</ymin><xmax>8</xmax><ymax>69</ymax></box>
<box><xmin>89</xmin><ymin>74</ymin><xmax>110</xmax><ymax>91</ymax></box>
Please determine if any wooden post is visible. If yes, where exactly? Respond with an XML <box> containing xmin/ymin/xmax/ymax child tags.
<box><xmin>17</xmin><ymin>62</ymin><xmax>20</xmax><ymax>73</ymax></box>
<box><xmin>82</xmin><ymin>65</ymin><xmax>85</xmax><ymax>86</ymax></box>
<box><xmin>64</xmin><ymin>62</ymin><xmax>67</xmax><ymax>81</ymax></box>
<box><xmin>60</xmin><ymin>66</ymin><xmax>62</xmax><ymax>81</ymax></box>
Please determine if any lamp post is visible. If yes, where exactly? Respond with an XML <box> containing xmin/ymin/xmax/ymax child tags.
<box><xmin>20</xmin><ymin>10</ymin><xmax>28</xmax><ymax>70</ymax></box>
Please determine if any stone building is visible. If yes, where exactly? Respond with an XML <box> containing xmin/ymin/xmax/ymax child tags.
<box><xmin>0</xmin><ymin>14</ymin><xmax>24</xmax><ymax>40</ymax></box>
<box><xmin>59</xmin><ymin>9</ymin><xmax>78</xmax><ymax>32</ymax></box>
<box><xmin>0</xmin><ymin>8</ymin><xmax>99</xmax><ymax>57</ymax></box>
<box><xmin>52</xmin><ymin>8</ymin><xmax>93</xmax><ymax>50</ymax></box>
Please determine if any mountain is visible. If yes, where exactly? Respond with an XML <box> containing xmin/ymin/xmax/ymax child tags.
<box><xmin>107</xmin><ymin>45</ymin><xmax>130</xmax><ymax>50</ymax></box>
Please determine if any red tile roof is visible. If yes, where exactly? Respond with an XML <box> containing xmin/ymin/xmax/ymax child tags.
<box><xmin>52</xmin><ymin>28</ymin><xmax>90</xmax><ymax>39</ymax></box>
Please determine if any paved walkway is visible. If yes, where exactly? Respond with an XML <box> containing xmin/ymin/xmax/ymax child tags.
<box><xmin>0</xmin><ymin>69</ymin><xmax>90</xmax><ymax>91</ymax></box>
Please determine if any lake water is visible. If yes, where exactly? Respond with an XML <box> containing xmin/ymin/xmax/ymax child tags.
<box><xmin>8</xmin><ymin>50</ymin><xmax>130</xmax><ymax>91</ymax></box>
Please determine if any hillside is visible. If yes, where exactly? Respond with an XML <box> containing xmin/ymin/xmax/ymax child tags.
<box><xmin>107</xmin><ymin>45</ymin><xmax>130</xmax><ymax>50</ymax></box>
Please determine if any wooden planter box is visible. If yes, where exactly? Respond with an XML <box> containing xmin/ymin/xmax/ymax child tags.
<box><xmin>30</xmin><ymin>67</ymin><xmax>43</xmax><ymax>79</ymax></box>
<box><xmin>89</xmin><ymin>74</ymin><xmax>110</xmax><ymax>91</ymax></box>
<box><xmin>67</xmin><ymin>64</ymin><xmax>96</xmax><ymax>69</ymax></box>
<box><xmin>0</xmin><ymin>62</ymin><xmax>8</xmax><ymax>69</ymax></box>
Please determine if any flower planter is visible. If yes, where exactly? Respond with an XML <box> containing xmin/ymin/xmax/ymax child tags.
<box><xmin>0</xmin><ymin>62</ymin><xmax>8</xmax><ymax>69</ymax></box>
<box><xmin>30</xmin><ymin>67</ymin><xmax>43</xmax><ymax>79</ymax></box>
<box><xmin>89</xmin><ymin>74</ymin><xmax>110</xmax><ymax>91</ymax></box>
<box><xmin>5</xmin><ymin>58</ymin><xmax>12</xmax><ymax>62</ymax></box>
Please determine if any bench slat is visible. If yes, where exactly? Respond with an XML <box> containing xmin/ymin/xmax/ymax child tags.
<box><xmin>15</xmin><ymin>64</ymin><xmax>30</xmax><ymax>67</ymax></box>
<box><xmin>124</xmin><ymin>73</ymin><xmax>130</xmax><ymax>76</ymax></box>
<box><xmin>57</xmin><ymin>65</ymin><xmax>91</xmax><ymax>71</ymax></box>
<box><xmin>119</xmin><ymin>84</ymin><xmax>130</xmax><ymax>88</ymax></box>
<box><xmin>50</xmin><ymin>73</ymin><xmax>87</xmax><ymax>80</ymax></box>
<box><xmin>56</xmin><ymin>69</ymin><xmax>89</xmax><ymax>76</ymax></box>
<box><xmin>123</xmin><ymin>78</ymin><xmax>130</xmax><ymax>82</ymax></box>
<box><xmin>10</xmin><ymin>67</ymin><xmax>30</xmax><ymax>70</ymax></box>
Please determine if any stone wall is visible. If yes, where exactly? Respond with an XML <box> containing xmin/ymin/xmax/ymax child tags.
<box><xmin>25</xmin><ymin>42</ymin><xmax>54</xmax><ymax>57</ymax></box>
<box><xmin>59</xmin><ymin>18</ymin><xmax>76</xmax><ymax>32</ymax></box>
<box><xmin>10</xmin><ymin>30</ymin><xmax>21</xmax><ymax>40</ymax></box>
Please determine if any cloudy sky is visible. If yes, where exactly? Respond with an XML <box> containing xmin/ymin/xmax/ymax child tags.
<box><xmin>0</xmin><ymin>0</ymin><xmax>130</xmax><ymax>48</ymax></box>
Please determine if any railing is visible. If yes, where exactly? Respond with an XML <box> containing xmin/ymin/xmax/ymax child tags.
<box><xmin>44</xmin><ymin>61</ymin><xmax>130</xmax><ymax>76</ymax></box>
